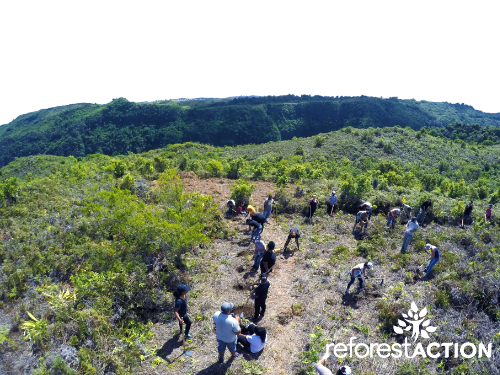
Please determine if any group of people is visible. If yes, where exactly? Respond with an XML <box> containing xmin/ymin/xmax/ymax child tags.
<box><xmin>174</xmin><ymin>191</ymin><xmax>490</xmax><ymax>373</ymax></box>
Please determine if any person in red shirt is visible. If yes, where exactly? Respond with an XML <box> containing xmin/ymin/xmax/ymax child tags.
<box><xmin>485</xmin><ymin>204</ymin><xmax>492</xmax><ymax>223</ymax></box>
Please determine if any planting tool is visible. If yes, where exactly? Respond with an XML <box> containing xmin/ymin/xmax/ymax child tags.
<box><xmin>182</xmin><ymin>326</ymin><xmax>192</xmax><ymax>356</ymax></box>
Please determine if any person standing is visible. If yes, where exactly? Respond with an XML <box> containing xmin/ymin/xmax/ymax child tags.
<box><xmin>253</xmin><ymin>273</ymin><xmax>270</xmax><ymax>321</ymax></box>
<box><xmin>260</xmin><ymin>241</ymin><xmax>276</xmax><ymax>275</ymax></box>
<box><xmin>417</xmin><ymin>199</ymin><xmax>432</xmax><ymax>225</ymax></box>
<box><xmin>250</xmin><ymin>239</ymin><xmax>267</xmax><ymax>272</ymax></box>
<box><xmin>246</xmin><ymin>218</ymin><xmax>263</xmax><ymax>244</ymax></box>
<box><xmin>308</xmin><ymin>195</ymin><xmax>319</xmax><ymax>224</ymax></box>
<box><xmin>352</xmin><ymin>210</ymin><xmax>370</xmax><ymax>233</ymax></box>
<box><xmin>263</xmin><ymin>195</ymin><xmax>274</xmax><ymax>219</ymax></box>
<box><xmin>283</xmin><ymin>228</ymin><xmax>300</xmax><ymax>253</ymax></box>
<box><xmin>213</xmin><ymin>302</ymin><xmax>241</xmax><ymax>362</ymax></box>
<box><xmin>386</xmin><ymin>208</ymin><xmax>401</xmax><ymax>229</ymax></box>
<box><xmin>461</xmin><ymin>201</ymin><xmax>473</xmax><ymax>228</ymax></box>
<box><xmin>345</xmin><ymin>262</ymin><xmax>373</xmax><ymax>294</ymax></box>
<box><xmin>327</xmin><ymin>190</ymin><xmax>338</xmax><ymax>216</ymax></box>
<box><xmin>174</xmin><ymin>284</ymin><xmax>192</xmax><ymax>339</ymax></box>
<box><xmin>423</xmin><ymin>244</ymin><xmax>440</xmax><ymax>275</ymax></box>
<box><xmin>401</xmin><ymin>217</ymin><xmax>419</xmax><ymax>254</ymax></box>
<box><xmin>485</xmin><ymin>204</ymin><xmax>492</xmax><ymax>223</ymax></box>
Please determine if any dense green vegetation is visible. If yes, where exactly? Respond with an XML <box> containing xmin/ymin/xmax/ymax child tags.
<box><xmin>1</xmin><ymin>128</ymin><xmax>499</xmax><ymax>374</ymax></box>
<box><xmin>1</xmin><ymin>95</ymin><xmax>499</xmax><ymax>167</ymax></box>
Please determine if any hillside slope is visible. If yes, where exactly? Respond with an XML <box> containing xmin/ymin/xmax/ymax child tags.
<box><xmin>1</xmin><ymin>95</ymin><xmax>500</xmax><ymax>167</ymax></box>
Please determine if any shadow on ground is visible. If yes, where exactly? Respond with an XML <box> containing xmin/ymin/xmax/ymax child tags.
<box><xmin>157</xmin><ymin>333</ymin><xmax>183</xmax><ymax>361</ymax></box>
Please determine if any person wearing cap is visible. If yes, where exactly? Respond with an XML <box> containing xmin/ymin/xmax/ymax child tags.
<box><xmin>327</xmin><ymin>190</ymin><xmax>338</xmax><ymax>216</ymax></box>
<box><xmin>386</xmin><ymin>208</ymin><xmax>401</xmax><ymax>229</ymax></box>
<box><xmin>417</xmin><ymin>199</ymin><xmax>432</xmax><ymax>225</ymax></box>
<box><xmin>253</xmin><ymin>273</ymin><xmax>271</xmax><ymax>321</ymax></box>
<box><xmin>260</xmin><ymin>242</ymin><xmax>276</xmax><ymax>275</ymax></box>
<box><xmin>460</xmin><ymin>201</ymin><xmax>473</xmax><ymax>228</ymax></box>
<box><xmin>213</xmin><ymin>302</ymin><xmax>241</xmax><ymax>362</ymax></box>
<box><xmin>315</xmin><ymin>351</ymin><xmax>352</xmax><ymax>375</ymax></box>
<box><xmin>246</xmin><ymin>218</ymin><xmax>263</xmax><ymax>244</ymax></box>
<box><xmin>423</xmin><ymin>244</ymin><xmax>440</xmax><ymax>275</ymax></box>
<box><xmin>352</xmin><ymin>210</ymin><xmax>370</xmax><ymax>233</ymax></box>
<box><xmin>346</xmin><ymin>262</ymin><xmax>373</xmax><ymax>294</ymax></box>
<box><xmin>173</xmin><ymin>284</ymin><xmax>192</xmax><ymax>339</ymax></box>
<box><xmin>485</xmin><ymin>204</ymin><xmax>492</xmax><ymax>223</ymax></box>
<box><xmin>283</xmin><ymin>228</ymin><xmax>301</xmax><ymax>253</ymax></box>
<box><xmin>401</xmin><ymin>217</ymin><xmax>419</xmax><ymax>254</ymax></box>
<box><xmin>308</xmin><ymin>195</ymin><xmax>319</xmax><ymax>224</ymax></box>
<box><xmin>263</xmin><ymin>195</ymin><xmax>274</xmax><ymax>219</ymax></box>
<box><xmin>250</xmin><ymin>239</ymin><xmax>267</xmax><ymax>272</ymax></box>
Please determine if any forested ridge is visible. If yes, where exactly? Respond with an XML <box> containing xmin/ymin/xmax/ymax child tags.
<box><xmin>1</xmin><ymin>95</ymin><xmax>500</xmax><ymax>168</ymax></box>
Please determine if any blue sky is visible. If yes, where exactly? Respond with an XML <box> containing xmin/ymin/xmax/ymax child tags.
<box><xmin>1</xmin><ymin>0</ymin><xmax>499</xmax><ymax>126</ymax></box>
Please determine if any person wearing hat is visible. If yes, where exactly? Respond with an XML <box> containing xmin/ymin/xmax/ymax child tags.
<box><xmin>226</xmin><ymin>199</ymin><xmax>236</xmax><ymax>216</ymax></box>
<box><xmin>283</xmin><ymin>228</ymin><xmax>300</xmax><ymax>253</ymax></box>
<box><xmin>401</xmin><ymin>216</ymin><xmax>419</xmax><ymax>254</ymax></box>
<box><xmin>423</xmin><ymin>244</ymin><xmax>440</xmax><ymax>275</ymax></box>
<box><xmin>308</xmin><ymin>195</ymin><xmax>319</xmax><ymax>224</ymax></box>
<box><xmin>212</xmin><ymin>302</ymin><xmax>241</xmax><ymax>362</ymax></box>
<box><xmin>253</xmin><ymin>273</ymin><xmax>271</xmax><ymax>321</ymax></box>
<box><xmin>315</xmin><ymin>351</ymin><xmax>352</xmax><ymax>375</ymax></box>
<box><xmin>327</xmin><ymin>190</ymin><xmax>338</xmax><ymax>216</ymax></box>
<box><xmin>345</xmin><ymin>262</ymin><xmax>373</xmax><ymax>294</ymax></box>
<box><xmin>260</xmin><ymin>241</ymin><xmax>276</xmax><ymax>275</ymax></box>
<box><xmin>386</xmin><ymin>208</ymin><xmax>401</xmax><ymax>229</ymax></box>
<box><xmin>173</xmin><ymin>284</ymin><xmax>192</xmax><ymax>339</ymax></box>
<box><xmin>485</xmin><ymin>204</ymin><xmax>492</xmax><ymax>223</ymax></box>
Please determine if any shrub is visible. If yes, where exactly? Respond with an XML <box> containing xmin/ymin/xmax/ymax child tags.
<box><xmin>227</xmin><ymin>157</ymin><xmax>246</xmax><ymax>179</ymax></box>
<box><xmin>229</xmin><ymin>180</ymin><xmax>256</xmax><ymax>206</ymax></box>
<box><xmin>435</xmin><ymin>289</ymin><xmax>450</xmax><ymax>309</ymax></box>
<box><xmin>276</xmin><ymin>174</ymin><xmax>288</xmax><ymax>188</ymax></box>
<box><xmin>376</xmin><ymin>300</ymin><xmax>403</xmax><ymax>334</ymax></box>
<box><xmin>114</xmin><ymin>161</ymin><xmax>126</xmax><ymax>177</ymax></box>
<box><xmin>205</xmin><ymin>159</ymin><xmax>223</xmax><ymax>177</ymax></box>
<box><xmin>289</xmin><ymin>164</ymin><xmax>306</xmax><ymax>182</ymax></box>
<box><xmin>120</xmin><ymin>173</ymin><xmax>135</xmax><ymax>191</ymax></box>
<box><xmin>314</xmin><ymin>135</ymin><xmax>326</xmax><ymax>147</ymax></box>
<box><xmin>295</xmin><ymin>146</ymin><xmax>305</xmax><ymax>156</ymax></box>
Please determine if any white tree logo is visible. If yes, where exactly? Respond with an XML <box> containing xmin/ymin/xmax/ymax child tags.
<box><xmin>393</xmin><ymin>302</ymin><xmax>437</xmax><ymax>342</ymax></box>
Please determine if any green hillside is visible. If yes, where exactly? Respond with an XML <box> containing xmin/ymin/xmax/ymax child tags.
<box><xmin>0</xmin><ymin>129</ymin><xmax>499</xmax><ymax>374</ymax></box>
<box><xmin>1</xmin><ymin>95</ymin><xmax>500</xmax><ymax>168</ymax></box>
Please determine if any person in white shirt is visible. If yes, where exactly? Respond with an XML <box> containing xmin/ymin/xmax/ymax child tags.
<box><xmin>237</xmin><ymin>323</ymin><xmax>267</xmax><ymax>353</ymax></box>
<box><xmin>250</xmin><ymin>239</ymin><xmax>267</xmax><ymax>272</ymax></box>
<box><xmin>401</xmin><ymin>217</ymin><xmax>419</xmax><ymax>254</ymax></box>
<box><xmin>314</xmin><ymin>350</ymin><xmax>352</xmax><ymax>375</ymax></box>
<box><xmin>345</xmin><ymin>262</ymin><xmax>373</xmax><ymax>294</ymax></box>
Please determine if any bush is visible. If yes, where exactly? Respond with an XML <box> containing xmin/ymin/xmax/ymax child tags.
<box><xmin>376</xmin><ymin>300</ymin><xmax>403</xmax><ymax>334</ymax></box>
<box><xmin>314</xmin><ymin>135</ymin><xmax>326</xmax><ymax>147</ymax></box>
<box><xmin>435</xmin><ymin>289</ymin><xmax>450</xmax><ymax>309</ymax></box>
<box><xmin>229</xmin><ymin>180</ymin><xmax>256</xmax><ymax>206</ymax></box>
<box><xmin>205</xmin><ymin>159</ymin><xmax>223</xmax><ymax>177</ymax></box>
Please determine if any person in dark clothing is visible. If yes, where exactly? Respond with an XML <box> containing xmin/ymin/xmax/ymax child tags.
<box><xmin>308</xmin><ymin>195</ymin><xmax>319</xmax><ymax>224</ymax></box>
<box><xmin>251</xmin><ymin>213</ymin><xmax>268</xmax><ymax>235</ymax></box>
<box><xmin>283</xmin><ymin>228</ymin><xmax>300</xmax><ymax>253</ymax></box>
<box><xmin>260</xmin><ymin>242</ymin><xmax>276</xmax><ymax>274</ymax></box>
<box><xmin>461</xmin><ymin>201</ymin><xmax>473</xmax><ymax>228</ymax></box>
<box><xmin>246</xmin><ymin>219</ymin><xmax>263</xmax><ymax>244</ymax></box>
<box><xmin>253</xmin><ymin>273</ymin><xmax>270</xmax><ymax>321</ymax></box>
<box><xmin>174</xmin><ymin>284</ymin><xmax>192</xmax><ymax>339</ymax></box>
<box><xmin>417</xmin><ymin>199</ymin><xmax>432</xmax><ymax>225</ymax></box>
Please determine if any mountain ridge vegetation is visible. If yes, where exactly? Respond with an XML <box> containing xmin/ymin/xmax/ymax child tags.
<box><xmin>1</xmin><ymin>95</ymin><xmax>500</xmax><ymax>168</ymax></box>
